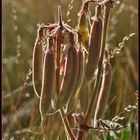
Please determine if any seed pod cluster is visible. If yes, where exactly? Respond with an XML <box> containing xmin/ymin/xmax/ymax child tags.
<box><xmin>56</xmin><ymin>33</ymin><xmax>79</xmax><ymax>110</ymax></box>
<box><xmin>94</xmin><ymin>51</ymin><xmax>112</xmax><ymax>126</ymax></box>
<box><xmin>32</xmin><ymin>28</ymin><xmax>44</xmax><ymax>98</ymax></box>
<box><xmin>30</xmin><ymin>1</ymin><xmax>122</xmax><ymax>139</ymax></box>
<box><xmin>39</xmin><ymin>37</ymin><xmax>55</xmax><ymax>118</ymax></box>
<box><xmin>86</xmin><ymin>5</ymin><xmax>103</xmax><ymax>81</ymax></box>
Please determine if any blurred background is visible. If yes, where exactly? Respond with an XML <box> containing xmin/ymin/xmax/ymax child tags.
<box><xmin>2</xmin><ymin>0</ymin><xmax>138</xmax><ymax>139</ymax></box>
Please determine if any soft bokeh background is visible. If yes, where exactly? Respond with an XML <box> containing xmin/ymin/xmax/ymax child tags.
<box><xmin>2</xmin><ymin>0</ymin><xmax>138</xmax><ymax>139</ymax></box>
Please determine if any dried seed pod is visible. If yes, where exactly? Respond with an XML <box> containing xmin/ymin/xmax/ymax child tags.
<box><xmin>68</xmin><ymin>46</ymin><xmax>85</xmax><ymax>114</ymax></box>
<box><xmin>56</xmin><ymin>33</ymin><xmax>79</xmax><ymax>110</ymax></box>
<box><xmin>86</xmin><ymin>5</ymin><xmax>103</xmax><ymax>81</ymax></box>
<box><xmin>39</xmin><ymin>37</ymin><xmax>55</xmax><ymax>118</ymax></box>
<box><xmin>77</xmin><ymin>1</ymin><xmax>90</xmax><ymax>48</ymax></box>
<box><xmin>32</xmin><ymin>28</ymin><xmax>44</xmax><ymax>98</ymax></box>
<box><xmin>70</xmin><ymin>32</ymin><xmax>85</xmax><ymax>100</ymax></box>
<box><xmin>94</xmin><ymin>51</ymin><xmax>112</xmax><ymax>126</ymax></box>
<box><xmin>78</xmin><ymin>36</ymin><xmax>89</xmax><ymax>114</ymax></box>
<box><xmin>63</xmin><ymin>40</ymin><xmax>83</xmax><ymax>114</ymax></box>
<box><xmin>73</xmin><ymin>45</ymin><xmax>85</xmax><ymax>98</ymax></box>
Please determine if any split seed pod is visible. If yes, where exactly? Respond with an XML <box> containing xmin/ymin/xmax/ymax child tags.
<box><xmin>39</xmin><ymin>37</ymin><xmax>55</xmax><ymax>118</ymax></box>
<box><xmin>56</xmin><ymin>33</ymin><xmax>79</xmax><ymax>110</ymax></box>
<box><xmin>94</xmin><ymin>51</ymin><xmax>112</xmax><ymax>126</ymax></box>
<box><xmin>86</xmin><ymin>5</ymin><xmax>103</xmax><ymax>81</ymax></box>
<box><xmin>32</xmin><ymin>28</ymin><xmax>44</xmax><ymax>98</ymax></box>
<box><xmin>77</xmin><ymin>1</ymin><xmax>90</xmax><ymax>48</ymax></box>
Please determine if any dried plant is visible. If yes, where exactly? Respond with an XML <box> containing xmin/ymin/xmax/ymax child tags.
<box><xmin>3</xmin><ymin>0</ymin><xmax>138</xmax><ymax>139</ymax></box>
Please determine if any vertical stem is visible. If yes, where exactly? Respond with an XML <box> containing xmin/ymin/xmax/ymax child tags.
<box><xmin>60</xmin><ymin>108</ymin><xmax>76</xmax><ymax>140</ymax></box>
<box><xmin>84</xmin><ymin>68</ymin><xmax>101</xmax><ymax>124</ymax></box>
<box><xmin>77</xmin><ymin>130</ymin><xmax>85</xmax><ymax>140</ymax></box>
<box><xmin>77</xmin><ymin>5</ymin><xmax>111</xmax><ymax>140</ymax></box>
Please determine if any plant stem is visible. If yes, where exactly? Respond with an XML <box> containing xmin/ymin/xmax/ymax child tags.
<box><xmin>60</xmin><ymin>108</ymin><xmax>76</xmax><ymax>140</ymax></box>
<box><xmin>84</xmin><ymin>69</ymin><xmax>101</xmax><ymax>124</ymax></box>
<box><xmin>76</xmin><ymin>130</ymin><xmax>85</xmax><ymax>140</ymax></box>
<box><xmin>77</xmin><ymin>4</ymin><xmax>111</xmax><ymax>140</ymax></box>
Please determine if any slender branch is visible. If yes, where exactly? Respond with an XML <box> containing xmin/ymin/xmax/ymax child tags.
<box><xmin>60</xmin><ymin>108</ymin><xmax>76</xmax><ymax>140</ymax></box>
<box><xmin>77</xmin><ymin>130</ymin><xmax>85</xmax><ymax>140</ymax></box>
